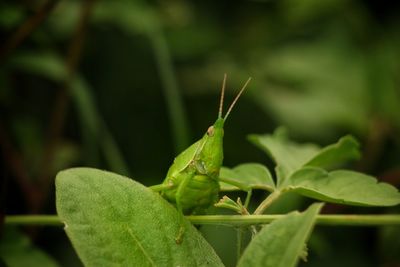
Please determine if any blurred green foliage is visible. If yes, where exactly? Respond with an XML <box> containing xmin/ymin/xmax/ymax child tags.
<box><xmin>0</xmin><ymin>226</ymin><xmax>58</xmax><ymax>267</ymax></box>
<box><xmin>0</xmin><ymin>0</ymin><xmax>399</xmax><ymax>266</ymax></box>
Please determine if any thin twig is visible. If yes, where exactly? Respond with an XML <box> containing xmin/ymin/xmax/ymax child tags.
<box><xmin>0</xmin><ymin>0</ymin><xmax>60</xmax><ymax>62</ymax></box>
<box><xmin>148</xmin><ymin>30</ymin><xmax>190</xmax><ymax>153</ymax></box>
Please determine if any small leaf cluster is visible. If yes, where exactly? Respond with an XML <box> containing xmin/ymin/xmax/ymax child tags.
<box><xmin>221</xmin><ymin>128</ymin><xmax>400</xmax><ymax>208</ymax></box>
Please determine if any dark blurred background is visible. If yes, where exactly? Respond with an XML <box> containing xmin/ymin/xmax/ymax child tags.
<box><xmin>0</xmin><ymin>0</ymin><xmax>399</xmax><ymax>266</ymax></box>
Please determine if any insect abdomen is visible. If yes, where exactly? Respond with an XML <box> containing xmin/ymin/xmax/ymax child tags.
<box><xmin>163</xmin><ymin>173</ymin><xmax>220</xmax><ymax>214</ymax></box>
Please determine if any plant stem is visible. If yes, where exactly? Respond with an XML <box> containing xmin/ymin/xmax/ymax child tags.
<box><xmin>244</xmin><ymin>190</ymin><xmax>252</xmax><ymax>208</ymax></box>
<box><xmin>5</xmin><ymin>214</ymin><xmax>400</xmax><ymax>227</ymax></box>
<box><xmin>253</xmin><ymin>190</ymin><xmax>281</xmax><ymax>215</ymax></box>
<box><xmin>148</xmin><ymin>29</ymin><xmax>190</xmax><ymax>153</ymax></box>
<box><xmin>5</xmin><ymin>215</ymin><xmax>63</xmax><ymax>226</ymax></box>
<box><xmin>189</xmin><ymin>214</ymin><xmax>400</xmax><ymax>226</ymax></box>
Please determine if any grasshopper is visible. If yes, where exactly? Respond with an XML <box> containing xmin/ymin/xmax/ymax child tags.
<box><xmin>152</xmin><ymin>75</ymin><xmax>251</xmax><ymax>215</ymax></box>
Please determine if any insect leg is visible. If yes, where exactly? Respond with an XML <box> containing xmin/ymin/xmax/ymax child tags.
<box><xmin>175</xmin><ymin>171</ymin><xmax>195</xmax><ymax>213</ymax></box>
<box><xmin>174</xmin><ymin>171</ymin><xmax>195</xmax><ymax>244</ymax></box>
<box><xmin>149</xmin><ymin>183</ymin><xmax>173</xmax><ymax>192</ymax></box>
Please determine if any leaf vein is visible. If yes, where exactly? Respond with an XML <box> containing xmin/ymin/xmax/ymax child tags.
<box><xmin>126</xmin><ymin>225</ymin><xmax>157</xmax><ymax>267</ymax></box>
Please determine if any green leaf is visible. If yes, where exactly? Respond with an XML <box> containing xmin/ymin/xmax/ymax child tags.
<box><xmin>56</xmin><ymin>168</ymin><xmax>223</xmax><ymax>267</ymax></box>
<box><xmin>249</xmin><ymin>129</ymin><xmax>362</xmax><ymax>187</ymax></box>
<box><xmin>288</xmin><ymin>167</ymin><xmax>400</xmax><ymax>206</ymax></box>
<box><xmin>248</xmin><ymin>128</ymin><xmax>320</xmax><ymax>183</ymax></box>
<box><xmin>305</xmin><ymin>135</ymin><xmax>360</xmax><ymax>169</ymax></box>
<box><xmin>0</xmin><ymin>226</ymin><xmax>59</xmax><ymax>267</ymax></box>
<box><xmin>219</xmin><ymin>163</ymin><xmax>275</xmax><ymax>192</ymax></box>
<box><xmin>238</xmin><ymin>203</ymin><xmax>323</xmax><ymax>267</ymax></box>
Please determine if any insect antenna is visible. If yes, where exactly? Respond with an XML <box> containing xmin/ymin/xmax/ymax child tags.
<box><xmin>218</xmin><ymin>73</ymin><xmax>227</xmax><ymax>119</ymax></box>
<box><xmin>224</xmin><ymin>77</ymin><xmax>252</xmax><ymax>120</ymax></box>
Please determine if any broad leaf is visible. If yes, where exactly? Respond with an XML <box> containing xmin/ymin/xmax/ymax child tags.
<box><xmin>288</xmin><ymin>167</ymin><xmax>400</xmax><ymax>206</ymax></box>
<box><xmin>238</xmin><ymin>203</ymin><xmax>323</xmax><ymax>267</ymax></box>
<box><xmin>305</xmin><ymin>135</ymin><xmax>360</xmax><ymax>169</ymax></box>
<box><xmin>249</xmin><ymin>129</ymin><xmax>362</xmax><ymax>186</ymax></box>
<box><xmin>56</xmin><ymin>168</ymin><xmax>223</xmax><ymax>267</ymax></box>
<box><xmin>0</xmin><ymin>226</ymin><xmax>59</xmax><ymax>267</ymax></box>
<box><xmin>248</xmin><ymin>128</ymin><xmax>319</xmax><ymax>183</ymax></box>
<box><xmin>219</xmin><ymin>163</ymin><xmax>275</xmax><ymax>192</ymax></box>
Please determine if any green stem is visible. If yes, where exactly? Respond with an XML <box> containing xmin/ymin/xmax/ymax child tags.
<box><xmin>5</xmin><ymin>214</ymin><xmax>400</xmax><ymax>227</ymax></box>
<box><xmin>5</xmin><ymin>215</ymin><xmax>63</xmax><ymax>226</ymax></box>
<box><xmin>253</xmin><ymin>190</ymin><xmax>281</xmax><ymax>215</ymax></box>
<box><xmin>244</xmin><ymin>190</ymin><xmax>252</xmax><ymax>209</ymax></box>
<box><xmin>189</xmin><ymin>214</ymin><xmax>400</xmax><ymax>226</ymax></box>
<box><xmin>148</xmin><ymin>30</ymin><xmax>190</xmax><ymax>153</ymax></box>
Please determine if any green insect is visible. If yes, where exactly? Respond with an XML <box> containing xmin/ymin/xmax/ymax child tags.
<box><xmin>152</xmin><ymin>74</ymin><xmax>251</xmax><ymax>217</ymax></box>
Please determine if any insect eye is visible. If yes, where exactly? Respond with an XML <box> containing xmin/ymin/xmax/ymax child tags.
<box><xmin>207</xmin><ymin>126</ymin><xmax>215</xmax><ymax>136</ymax></box>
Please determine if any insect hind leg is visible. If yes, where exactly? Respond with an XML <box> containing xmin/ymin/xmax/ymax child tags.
<box><xmin>174</xmin><ymin>171</ymin><xmax>195</xmax><ymax>244</ymax></box>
